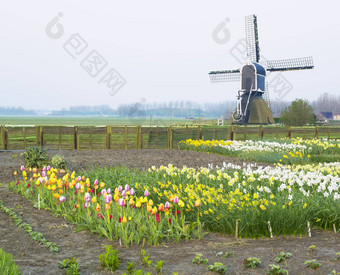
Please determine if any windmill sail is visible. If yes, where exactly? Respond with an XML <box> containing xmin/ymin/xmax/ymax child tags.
<box><xmin>266</xmin><ymin>56</ymin><xmax>314</xmax><ymax>72</ymax></box>
<box><xmin>209</xmin><ymin>69</ymin><xmax>240</xmax><ymax>82</ymax></box>
<box><xmin>245</xmin><ymin>15</ymin><xmax>260</xmax><ymax>63</ymax></box>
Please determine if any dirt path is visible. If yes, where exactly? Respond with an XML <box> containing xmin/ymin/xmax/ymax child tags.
<box><xmin>0</xmin><ymin>149</ymin><xmax>339</xmax><ymax>274</ymax></box>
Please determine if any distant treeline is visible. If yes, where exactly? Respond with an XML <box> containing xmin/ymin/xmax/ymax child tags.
<box><xmin>1</xmin><ymin>93</ymin><xmax>339</xmax><ymax>117</ymax></box>
<box><xmin>0</xmin><ymin>107</ymin><xmax>36</xmax><ymax>115</ymax></box>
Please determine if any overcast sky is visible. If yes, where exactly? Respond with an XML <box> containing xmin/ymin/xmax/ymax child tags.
<box><xmin>0</xmin><ymin>0</ymin><xmax>339</xmax><ymax>110</ymax></box>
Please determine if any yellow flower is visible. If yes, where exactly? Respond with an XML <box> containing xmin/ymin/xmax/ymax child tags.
<box><xmin>260</xmin><ymin>205</ymin><xmax>266</xmax><ymax>210</ymax></box>
<box><xmin>178</xmin><ymin>200</ymin><xmax>185</xmax><ymax>208</ymax></box>
<box><xmin>288</xmin><ymin>201</ymin><xmax>292</xmax><ymax>206</ymax></box>
<box><xmin>303</xmin><ymin>203</ymin><xmax>307</xmax><ymax>209</ymax></box>
<box><xmin>91</xmin><ymin>197</ymin><xmax>97</xmax><ymax>203</ymax></box>
<box><xmin>122</xmin><ymin>216</ymin><xmax>127</xmax><ymax>223</ymax></box>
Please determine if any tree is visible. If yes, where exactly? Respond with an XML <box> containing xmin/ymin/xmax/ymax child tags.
<box><xmin>280</xmin><ymin>99</ymin><xmax>316</xmax><ymax>126</ymax></box>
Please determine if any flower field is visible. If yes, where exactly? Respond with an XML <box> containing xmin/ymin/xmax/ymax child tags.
<box><xmin>11</xmin><ymin>158</ymin><xmax>340</xmax><ymax>243</ymax></box>
<box><xmin>179</xmin><ymin>137</ymin><xmax>340</xmax><ymax>164</ymax></box>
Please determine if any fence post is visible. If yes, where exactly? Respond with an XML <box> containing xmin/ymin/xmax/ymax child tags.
<box><xmin>314</xmin><ymin>127</ymin><xmax>318</xmax><ymax>139</ymax></box>
<box><xmin>244</xmin><ymin>126</ymin><xmax>247</xmax><ymax>140</ymax></box>
<box><xmin>198</xmin><ymin>126</ymin><xmax>203</xmax><ymax>140</ymax></box>
<box><xmin>36</xmin><ymin>126</ymin><xmax>42</xmax><ymax>146</ymax></box>
<box><xmin>229</xmin><ymin>125</ymin><xmax>234</xmax><ymax>141</ymax></box>
<box><xmin>106</xmin><ymin>126</ymin><xmax>111</xmax><ymax>149</ymax></box>
<box><xmin>287</xmin><ymin>127</ymin><xmax>291</xmax><ymax>139</ymax></box>
<box><xmin>168</xmin><ymin>126</ymin><xmax>173</xmax><ymax>149</ymax></box>
<box><xmin>136</xmin><ymin>126</ymin><xmax>142</xmax><ymax>149</ymax></box>
<box><xmin>74</xmin><ymin>126</ymin><xmax>79</xmax><ymax>150</ymax></box>
<box><xmin>1</xmin><ymin>126</ymin><xmax>7</xmax><ymax>150</ymax></box>
<box><xmin>124</xmin><ymin>126</ymin><xmax>128</xmax><ymax>149</ymax></box>
<box><xmin>259</xmin><ymin>125</ymin><xmax>263</xmax><ymax>139</ymax></box>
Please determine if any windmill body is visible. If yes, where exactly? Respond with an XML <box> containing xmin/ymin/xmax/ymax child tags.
<box><xmin>209</xmin><ymin>15</ymin><xmax>314</xmax><ymax>125</ymax></box>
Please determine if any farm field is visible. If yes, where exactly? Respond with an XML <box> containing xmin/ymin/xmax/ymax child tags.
<box><xmin>0</xmin><ymin>146</ymin><xmax>340</xmax><ymax>274</ymax></box>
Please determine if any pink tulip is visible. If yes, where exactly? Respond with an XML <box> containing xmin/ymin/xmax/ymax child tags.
<box><xmin>121</xmin><ymin>190</ymin><xmax>126</xmax><ymax>197</ymax></box>
<box><xmin>42</xmin><ymin>172</ymin><xmax>46</xmax><ymax>177</ymax></box>
<box><xmin>20</xmin><ymin>165</ymin><xmax>25</xmax><ymax>171</ymax></box>
<box><xmin>165</xmin><ymin>202</ymin><xmax>170</xmax><ymax>209</ymax></box>
<box><xmin>129</xmin><ymin>188</ymin><xmax>135</xmax><ymax>196</ymax></box>
<box><xmin>125</xmin><ymin>184</ymin><xmax>130</xmax><ymax>191</ymax></box>
<box><xmin>59</xmin><ymin>196</ymin><xmax>66</xmax><ymax>202</ymax></box>
<box><xmin>101</xmin><ymin>189</ymin><xmax>107</xmax><ymax>195</ymax></box>
<box><xmin>77</xmin><ymin>176</ymin><xmax>81</xmax><ymax>182</ymax></box>
<box><xmin>84</xmin><ymin>202</ymin><xmax>90</xmax><ymax>208</ymax></box>
<box><xmin>94</xmin><ymin>179</ymin><xmax>98</xmax><ymax>185</ymax></box>
<box><xmin>118</xmin><ymin>198</ymin><xmax>125</xmax><ymax>206</ymax></box>
<box><xmin>118</xmin><ymin>186</ymin><xmax>123</xmax><ymax>192</ymax></box>
<box><xmin>84</xmin><ymin>193</ymin><xmax>91</xmax><ymax>202</ymax></box>
<box><xmin>105</xmin><ymin>194</ymin><xmax>112</xmax><ymax>204</ymax></box>
<box><xmin>75</xmin><ymin>182</ymin><xmax>81</xmax><ymax>190</ymax></box>
<box><xmin>107</xmin><ymin>188</ymin><xmax>111</xmax><ymax>194</ymax></box>
<box><xmin>173</xmin><ymin>196</ymin><xmax>179</xmax><ymax>204</ymax></box>
<box><xmin>47</xmin><ymin>166</ymin><xmax>51</xmax><ymax>171</ymax></box>
<box><xmin>144</xmin><ymin>190</ymin><xmax>149</xmax><ymax>197</ymax></box>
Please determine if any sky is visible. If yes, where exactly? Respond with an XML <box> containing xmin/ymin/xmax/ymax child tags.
<box><xmin>0</xmin><ymin>0</ymin><xmax>339</xmax><ymax>110</ymax></box>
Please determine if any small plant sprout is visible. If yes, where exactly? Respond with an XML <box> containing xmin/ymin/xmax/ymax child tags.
<box><xmin>58</xmin><ymin>257</ymin><xmax>80</xmax><ymax>275</ymax></box>
<box><xmin>140</xmin><ymin>249</ymin><xmax>152</xmax><ymax>268</ymax></box>
<box><xmin>99</xmin><ymin>245</ymin><xmax>120</xmax><ymax>272</ymax></box>
<box><xmin>206</xmin><ymin>262</ymin><xmax>227</xmax><ymax>274</ymax></box>
<box><xmin>216</xmin><ymin>252</ymin><xmax>223</xmax><ymax>256</ymax></box>
<box><xmin>244</xmin><ymin>257</ymin><xmax>261</xmax><ymax>269</ymax></box>
<box><xmin>331</xmin><ymin>252</ymin><xmax>340</xmax><ymax>262</ymax></box>
<box><xmin>308</xmin><ymin>245</ymin><xmax>316</xmax><ymax>251</ymax></box>
<box><xmin>328</xmin><ymin>271</ymin><xmax>340</xmax><ymax>275</ymax></box>
<box><xmin>304</xmin><ymin>259</ymin><xmax>321</xmax><ymax>270</ymax></box>
<box><xmin>126</xmin><ymin>261</ymin><xmax>135</xmax><ymax>274</ymax></box>
<box><xmin>155</xmin><ymin>260</ymin><xmax>164</xmax><ymax>274</ymax></box>
<box><xmin>268</xmin><ymin>264</ymin><xmax>288</xmax><ymax>275</ymax></box>
<box><xmin>192</xmin><ymin>253</ymin><xmax>208</xmax><ymax>265</ymax></box>
<box><xmin>275</xmin><ymin>252</ymin><xmax>292</xmax><ymax>265</ymax></box>
<box><xmin>224</xmin><ymin>251</ymin><xmax>234</xmax><ymax>258</ymax></box>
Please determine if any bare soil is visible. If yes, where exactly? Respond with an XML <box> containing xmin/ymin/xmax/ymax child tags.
<box><xmin>0</xmin><ymin>149</ymin><xmax>339</xmax><ymax>275</ymax></box>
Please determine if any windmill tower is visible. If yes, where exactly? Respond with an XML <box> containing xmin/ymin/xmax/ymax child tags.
<box><xmin>209</xmin><ymin>15</ymin><xmax>314</xmax><ymax>124</ymax></box>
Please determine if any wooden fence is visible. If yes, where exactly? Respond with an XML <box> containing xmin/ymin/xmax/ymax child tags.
<box><xmin>1</xmin><ymin>125</ymin><xmax>340</xmax><ymax>150</ymax></box>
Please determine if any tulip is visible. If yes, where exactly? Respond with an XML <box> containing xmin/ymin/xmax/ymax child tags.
<box><xmin>121</xmin><ymin>190</ymin><xmax>126</xmax><ymax>197</ymax></box>
<box><xmin>165</xmin><ymin>202</ymin><xmax>170</xmax><ymax>209</ymax></box>
<box><xmin>59</xmin><ymin>196</ymin><xmax>66</xmax><ymax>202</ymax></box>
<box><xmin>42</xmin><ymin>166</ymin><xmax>47</xmax><ymax>171</ymax></box>
<box><xmin>42</xmin><ymin>171</ymin><xmax>46</xmax><ymax>177</ymax></box>
<box><xmin>105</xmin><ymin>204</ymin><xmax>110</xmax><ymax>210</ymax></box>
<box><xmin>105</xmin><ymin>194</ymin><xmax>112</xmax><ymax>204</ymax></box>
<box><xmin>47</xmin><ymin>166</ymin><xmax>51</xmax><ymax>171</ymax></box>
<box><xmin>20</xmin><ymin>165</ymin><xmax>25</xmax><ymax>171</ymax></box>
<box><xmin>129</xmin><ymin>198</ymin><xmax>134</xmax><ymax>206</ymax></box>
<box><xmin>178</xmin><ymin>200</ymin><xmax>185</xmax><ymax>208</ymax></box>
<box><xmin>94</xmin><ymin>179</ymin><xmax>98</xmax><ymax>185</ymax></box>
<box><xmin>118</xmin><ymin>198</ymin><xmax>125</xmax><ymax>206</ymax></box>
<box><xmin>144</xmin><ymin>190</ymin><xmax>149</xmax><ymax>197</ymax></box>
<box><xmin>195</xmin><ymin>200</ymin><xmax>201</xmax><ymax>207</ymax></box>
<box><xmin>84</xmin><ymin>201</ymin><xmax>90</xmax><ymax>208</ymax></box>
<box><xmin>122</xmin><ymin>216</ymin><xmax>127</xmax><ymax>223</ymax></box>
<box><xmin>151</xmin><ymin>206</ymin><xmax>157</xmax><ymax>215</ymax></box>
<box><xmin>173</xmin><ymin>196</ymin><xmax>179</xmax><ymax>204</ymax></box>
<box><xmin>100</xmin><ymin>182</ymin><xmax>105</xmax><ymax>188</ymax></box>
<box><xmin>129</xmin><ymin>188</ymin><xmax>135</xmax><ymax>196</ymax></box>
<box><xmin>75</xmin><ymin>182</ymin><xmax>81</xmax><ymax>190</ymax></box>
<box><xmin>13</xmin><ymin>171</ymin><xmax>17</xmax><ymax>176</ymax></box>
<box><xmin>158</xmin><ymin>203</ymin><xmax>164</xmax><ymax>212</ymax></box>
<box><xmin>84</xmin><ymin>193</ymin><xmax>91</xmax><ymax>202</ymax></box>
<box><xmin>125</xmin><ymin>184</ymin><xmax>129</xmax><ymax>191</ymax></box>
<box><xmin>101</xmin><ymin>189</ymin><xmax>107</xmax><ymax>195</ymax></box>
<box><xmin>118</xmin><ymin>186</ymin><xmax>123</xmax><ymax>192</ymax></box>
<box><xmin>147</xmin><ymin>205</ymin><xmax>152</xmax><ymax>212</ymax></box>
<box><xmin>91</xmin><ymin>197</ymin><xmax>97</xmax><ymax>203</ymax></box>
<box><xmin>148</xmin><ymin>199</ymin><xmax>153</xmax><ymax>206</ymax></box>
<box><xmin>95</xmin><ymin>203</ymin><xmax>101</xmax><ymax>212</ymax></box>
<box><xmin>106</xmin><ymin>188</ymin><xmax>111</xmax><ymax>194</ymax></box>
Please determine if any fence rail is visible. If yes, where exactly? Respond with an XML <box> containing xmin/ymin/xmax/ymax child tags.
<box><xmin>1</xmin><ymin>125</ymin><xmax>340</xmax><ymax>150</ymax></box>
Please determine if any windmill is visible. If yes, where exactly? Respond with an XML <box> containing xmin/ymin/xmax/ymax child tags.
<box><xmin>209</xmin><ymin>15</ymin><xmax>314</xmax><ymax>124</ymax></box>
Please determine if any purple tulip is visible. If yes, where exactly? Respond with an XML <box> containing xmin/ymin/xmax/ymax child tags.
<box><xmin>144</xmin><ymin>190</ymin><xmax>149</xmax><ymax>197</ymax></box>
<box><xmin>20</xmin><ymin>165</ymin><xmax>25</xmax><ymax>171</ymax></box>
<box><xmin>121</xmin><ymin>190</ymin><xmax>126</xmax><ymax>197</ymax></box>
<box><xmin>173</xmin><ymin>196</ymin><xmax>179</xmax><ymax>204</ymax></box>
<box><xmin>84</xmin><ymin>202</ymin><xmax>90</xmax><ymax>208</ymax></box>
<box><xmin>101</xmin><ymin>189</ymin><xmax>107</xmax><ymax>195</ymax></box>
<box><xmin>47</xmin><ymin>165</ymin><xmax>51</xmax><ymax>171</ymax></box>
<box><xmin>165</xmin><ymin>202</ymin><xmax>170</xmax><ymax>209</ymax></box>
<box><xmin>118</xmin><ymin>198</ymin><xmax>125</xmax><ymax>206</ymax></box>
<box><xmin>42</xmin><ymin>171</ymin><xmax>46</xmax><ymax>177</ymax></box>
<box><xmin>125</xmin><ymin>184</ymin><xmax>130</xmax><ymax>191</ymax></box>
<box><xmin>94</xmin><ymin>179</ymin><xmax>98</xmax><ymax>185</ymax></box>
<box><xmin>59</xmin><ymin>196</ymin><xmax>66</xmax><ymax>202</ymax></box>
<box><xmin>105</xmin><ymin>194</ymin><xmax>112</xmax><ymax>204</ymax></box>
<box><xmin>118</xmin><ymin>186</ymin><xmax>123</xmax><ymax>192</ymax></box>
<box><xmin>129</xmin><ymin>188</ymin><xmax>135</xmax><ymax>196</ymax></box>
<box><xmin>75</xmin><ymin>182</ymin><xmax>81</xmax><ymax>190</ymax></box>
<box><xmin>77</xmin><ymin>176</ymin><xmax>81</xmax><ymax>182</ymax></box>
<box><xmin>42</xmin><ymin>166</ymin><xmax>47</xmax><ymax>171</ymax></box>
<box><xmin>106</xmin><ymin>188</ymin><xmax>111</xmax><ymax>194</ymax></box>
<box><xmin>84</xmin><ymin>193</ymin><xmax>91</xmax><ymax>202</ymax></box>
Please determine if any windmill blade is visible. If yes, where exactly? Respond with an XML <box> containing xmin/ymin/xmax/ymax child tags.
<box><xmin>266</xmin><ymin>56</ymin><xmax>314</xmax><ymax>72</ymax></box>
<box><xmin>209</xmin><ymin>69</ymin><xmax>240</xmax><ymax>83</ymax></box>
<box><xmin>263</xmin><ymin>82</ymin><xmax>271</xmax><ymax>108</ymax></box>
<box><xmin>245</xmin><ymin>15</ymin><xmax>260</xmax><ymax>63</ymax></box>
